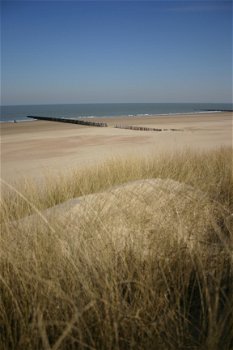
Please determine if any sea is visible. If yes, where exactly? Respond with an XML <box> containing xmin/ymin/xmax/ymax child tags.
<box><xmin>1</xmin><ymin>103</ymin><xmax>232</xmax><ymax>123</ymax></box>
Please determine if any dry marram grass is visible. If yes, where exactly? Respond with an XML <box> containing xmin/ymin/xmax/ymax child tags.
<box><xmin>0</xmin><ymin>147</ymin><xmax>233</xmax><ymax>349</ymax></box>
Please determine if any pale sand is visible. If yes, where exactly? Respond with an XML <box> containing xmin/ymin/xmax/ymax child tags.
<box><xmin>1</xmin><ymin>112</ymin><xmax>232</xmax><ymax>183</ymax></box>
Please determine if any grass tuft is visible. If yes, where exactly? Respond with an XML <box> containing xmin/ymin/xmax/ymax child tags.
<box><xmin>0</xmin><ymin>147</ymin><xmax>232</xmax><ymax>349</ymax></box>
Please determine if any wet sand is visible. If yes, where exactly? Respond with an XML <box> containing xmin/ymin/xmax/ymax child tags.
<box><xmin>1</xmin><ymin>112</ymin><xmax>232</xmax><ymax>183</ymax></box>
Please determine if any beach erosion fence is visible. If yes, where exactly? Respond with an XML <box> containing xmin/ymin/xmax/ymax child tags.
<box><xmin>27</xmin><ymin>116</ymin><xmax>108</xmax><ymax>127</ymax></box>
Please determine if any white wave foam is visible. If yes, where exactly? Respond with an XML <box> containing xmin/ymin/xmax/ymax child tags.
<box><xmin>0</xmin><ymin>118</ymin><xmax>36</xmax><ymax>123</ymax></box>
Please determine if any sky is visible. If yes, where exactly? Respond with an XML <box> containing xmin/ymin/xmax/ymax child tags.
<box><xmin>1</xmin><ymin>0</ymin><xmax>232</xmax><ymax>105</ymax></box>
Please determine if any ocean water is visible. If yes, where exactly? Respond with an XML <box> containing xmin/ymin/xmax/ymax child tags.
<box><xmin>1</xmin><ymin>103</ymin><xmax>232</xmax><ymax>123</ymax></box>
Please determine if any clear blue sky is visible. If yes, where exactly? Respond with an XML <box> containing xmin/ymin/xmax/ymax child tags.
<box><xmin>1</xmin><ymin>0</ymin><xmax>232</xmax><ymax>105</ymax></box>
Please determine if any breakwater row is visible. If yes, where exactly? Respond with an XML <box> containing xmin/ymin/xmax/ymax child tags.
<box><xmin>27</xmin><ymin>116</ymin><xmax>108</xmax><ymax>127</ymax></box>
<box><xmin>115</xmin><ymin>125</ymin><xmax>183</xmax><ymax>132</ymax></box>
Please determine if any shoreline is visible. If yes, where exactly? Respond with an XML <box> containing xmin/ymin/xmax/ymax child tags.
<box><xmin>1</xmin><ymin>110</ymin><xmax>232</xmax><ymax>124</ymax></box>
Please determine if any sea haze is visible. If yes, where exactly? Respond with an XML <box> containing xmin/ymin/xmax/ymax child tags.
<box><xmin>1</xmin><ymin>103</ymin><xmax>232</xmax><ymax>123</ymax></box>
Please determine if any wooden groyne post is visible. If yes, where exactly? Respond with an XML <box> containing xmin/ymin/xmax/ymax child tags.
<box><xmin>115</xmin><ymin>125</ymin><xmax>162</xmax><ymax>131</ymax></box>
<box><xmin>27</xmin><ymin>116</ymin><xmax>108</xmax><ymax>127</ymax></box>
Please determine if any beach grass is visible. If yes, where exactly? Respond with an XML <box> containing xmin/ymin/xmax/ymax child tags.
<box><xmin>0</xmin><ymin>147</ymin><xmax>232</xmax><ymax>349</ymax></box>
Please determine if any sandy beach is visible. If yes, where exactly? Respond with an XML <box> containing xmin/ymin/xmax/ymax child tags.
<box><xmin>1</xmin><ymin>112</ymin><xmax>232</xmax><ymax>183</ymax></box>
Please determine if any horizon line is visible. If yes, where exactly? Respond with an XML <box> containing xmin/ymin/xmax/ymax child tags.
<box><xmin>2</xmin><ymin>101</ymin><xmax>232</xmax><ymax>107</ymax></box>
